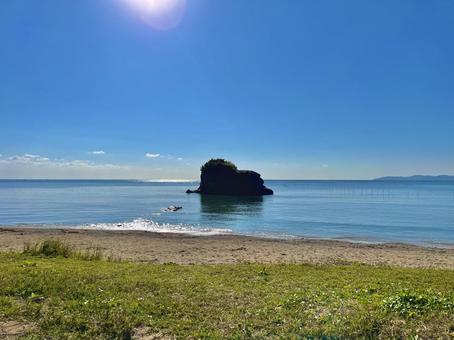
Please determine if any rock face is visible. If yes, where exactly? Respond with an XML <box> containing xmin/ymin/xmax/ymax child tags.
<box><xmin>186</xmin><ymin>159</ymin><xmax>273</xmax><ymax>196</ymax></box>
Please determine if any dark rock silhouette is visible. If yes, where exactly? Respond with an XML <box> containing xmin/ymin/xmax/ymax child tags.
<box><xmin>164</xmin><ymin>205</ymin><xmax>182</xmax><ymax>212</ymax></box>
<box><xmin>186</xmin><ymin>159</ymin><xmax>273</xmax><ymax>196</ymax></box>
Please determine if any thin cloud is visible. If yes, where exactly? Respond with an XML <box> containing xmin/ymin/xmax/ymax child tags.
<box><xmin>145</xmin><ymin>153</ymin><xmax>160</xmax><ymax>158</ymax></box>
<box><xmin>0</xmin><ymin>154</ymin><xmax>126</xmax><ymax>169</ymax></box>
<box><xmin>7</xmin><ymin>154</ymin><xmax>50</xmax><ymax>163</ymax></box>
<box><xmin>88</xmin><ymin>150</ymin><xmax>106</xmax><ymax>155</ymax></box>
<box><xmin>159</xmin><ymin>154</ymin><xmax>183</xmax><ymax>161</ymax></box>
<box><xmin>0</xmin><ymin>153</ymin><xmax>197</xmax><ymax>180</ymax></box>
<box><xmin>0</xmin><ymin>153</ymin><xmax>132</xmax><ymax>179</ymax></box>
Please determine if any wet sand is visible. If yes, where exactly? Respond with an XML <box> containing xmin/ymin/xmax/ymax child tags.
<box><xmin>1</xmin><ymin>227</ymin><xmax>453</xmax><ymax>269</ymax></box>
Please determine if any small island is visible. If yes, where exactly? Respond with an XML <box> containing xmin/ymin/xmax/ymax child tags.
<box><xmin>186</xmin><ymin>159</ymin><xmax>273</xmax><ymax>196</ymax></box>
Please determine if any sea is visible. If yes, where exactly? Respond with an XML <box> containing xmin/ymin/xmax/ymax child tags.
<box><xmin>0</xmin><ymin>179</ymin><xmax>453</xmax><ymax>247</ymax></box>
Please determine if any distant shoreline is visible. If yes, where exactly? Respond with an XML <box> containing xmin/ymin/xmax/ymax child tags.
<box><xmin>374</xmin><ymin>175</ymin><xmax>454</xmax><ymax>181</ymax></box>
<box><xmin>1</xmin><ymin>227</ymin><xmax>453</xmax><ymax>269</ymax></box>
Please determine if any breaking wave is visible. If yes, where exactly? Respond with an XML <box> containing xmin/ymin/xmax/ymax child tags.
<box><xmin>83</xmin><ymin>218</ymin><xmax>232</xmax><ymax>236</ymax></box>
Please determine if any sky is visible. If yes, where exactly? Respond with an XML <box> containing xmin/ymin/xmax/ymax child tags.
<box><xmin>0</xmin><ymin>0</ymin><xmax>453</xmax><ymax>180</ymax></box>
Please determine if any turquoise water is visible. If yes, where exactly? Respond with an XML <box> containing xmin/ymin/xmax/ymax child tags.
<box><xmin>0</xmin><ymin>180</ymin><xmax>453</xmax><ymax>246</ymax></box>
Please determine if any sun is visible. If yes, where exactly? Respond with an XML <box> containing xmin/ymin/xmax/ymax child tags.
<box><xmin>127</xmin><ymin>0</ymin><xmax>180</xmax><ymax>16</ymax></box>
<box><xmin>123</xmin><ymin>0</ymin><xmax>187</xmax><ymax>30</ymax></box>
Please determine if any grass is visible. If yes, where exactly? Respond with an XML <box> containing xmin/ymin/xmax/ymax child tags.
<box><xmin>23</xmin><ymin>239</ymin><xmax>103</xmax><ymax>261</ymax></box>
<box><xmin>0</xmin><ymin>243</ymin><xmax>453</xmax><ymax>339</ymax></box>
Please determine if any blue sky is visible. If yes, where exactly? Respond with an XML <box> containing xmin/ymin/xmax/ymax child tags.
<box><xmin>1</xmin><ymin>0</ymin><xmax>453</xmax><ymax>179</ymax></box>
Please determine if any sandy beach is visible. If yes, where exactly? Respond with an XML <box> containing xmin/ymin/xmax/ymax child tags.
<box><xmin>1</xmin><ymin>227</ymin><xmax>453</xmax><ymax>269</ymax></box>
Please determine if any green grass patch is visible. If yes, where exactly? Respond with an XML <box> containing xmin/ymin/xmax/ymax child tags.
<box><xmin>0</xmin><ymin>251</ymin><xmax>453</xmax><ymax>338</ymax></box>
<box><xmin>23</xmin><ymin>240</ymin><xmax>103</xmax><ymax>261</ymax></box>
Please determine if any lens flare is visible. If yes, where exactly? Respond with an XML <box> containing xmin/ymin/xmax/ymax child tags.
<box><xmin>123</xmin><ymin>0</ymin><xmax>187</xmax><ymax>30</ymax></box>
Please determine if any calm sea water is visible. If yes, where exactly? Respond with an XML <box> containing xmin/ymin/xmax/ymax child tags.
<box><xmin>0</xmin><ymin>180</ymin><xmax>453</xmax><ymax>246</ymax></box>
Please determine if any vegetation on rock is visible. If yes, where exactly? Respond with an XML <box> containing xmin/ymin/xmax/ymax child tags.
<box><xmin>200</xmin><ymin>158</ymin><xmax>238</xmax><ymax>172</ymax></box>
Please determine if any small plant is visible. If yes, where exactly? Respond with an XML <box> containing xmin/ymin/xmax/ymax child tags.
<box><xmin>382</xmin><ymin>290</ymin><xmax>454</xmax><ymax>317</ymax></box>
<box><xmin>258</xmin><ymin>268</ymin><xmax>270</xmax><ymax>282</ymax></box>
<box><xmin>200</xmin><ymin>158</ymin><xmax>237</xmax><ymax>172</ymax></box>
<box><xmin>23</xmin><ymin>239</ymin><xmax>73</xmax><ymax>257</ymax></box>
<box><xmin>258</xmin><ymin>268</ymin><xmax>269</xmax><ymax>277</ymax></box>
<box><xmin>23</xmin><ymin>240</ymin><xmax>102</xmax><ymax>261</ymax></box>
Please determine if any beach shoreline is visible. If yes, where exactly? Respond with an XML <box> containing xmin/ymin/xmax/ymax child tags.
<box><xmin>1</xmin><ymin>226</ymin><xmax>453</xmax><ymax>269</ymax></box>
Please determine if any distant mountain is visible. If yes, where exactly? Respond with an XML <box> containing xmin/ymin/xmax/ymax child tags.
<box><xmin>374</xmin><ymin>175</ymin><xmax>454</xmax><ymax>181</ymax></box>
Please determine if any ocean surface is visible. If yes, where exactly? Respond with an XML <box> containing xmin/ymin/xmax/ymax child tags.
<box><xmin>0</xmin><ymin>180</ymin><xmax>453</xmax><ymax>246</ymax></box>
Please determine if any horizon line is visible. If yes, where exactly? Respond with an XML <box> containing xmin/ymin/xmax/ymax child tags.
<box><xmin>0</xmin><ymin>176</ymin><xmax>453</xmax><ymax>182</ymax></box>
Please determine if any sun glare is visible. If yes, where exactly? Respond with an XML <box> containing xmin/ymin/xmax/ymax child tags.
<box><xmin>123</xmin><ymin>0</ymin><xmax>187</xmax><ymax>30</ymax></box>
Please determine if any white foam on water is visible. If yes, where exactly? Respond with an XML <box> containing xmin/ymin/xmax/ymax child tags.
<box><xmin>83</xmin><ymin>218</ymin><xmax>232</xmax><ymax>236</ymax></box>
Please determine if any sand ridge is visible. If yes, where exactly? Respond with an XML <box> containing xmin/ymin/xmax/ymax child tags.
<box><xmin>0</xmin><ymin>227</ymin><xmax>453</xmax><ymax>269</ymax></box>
